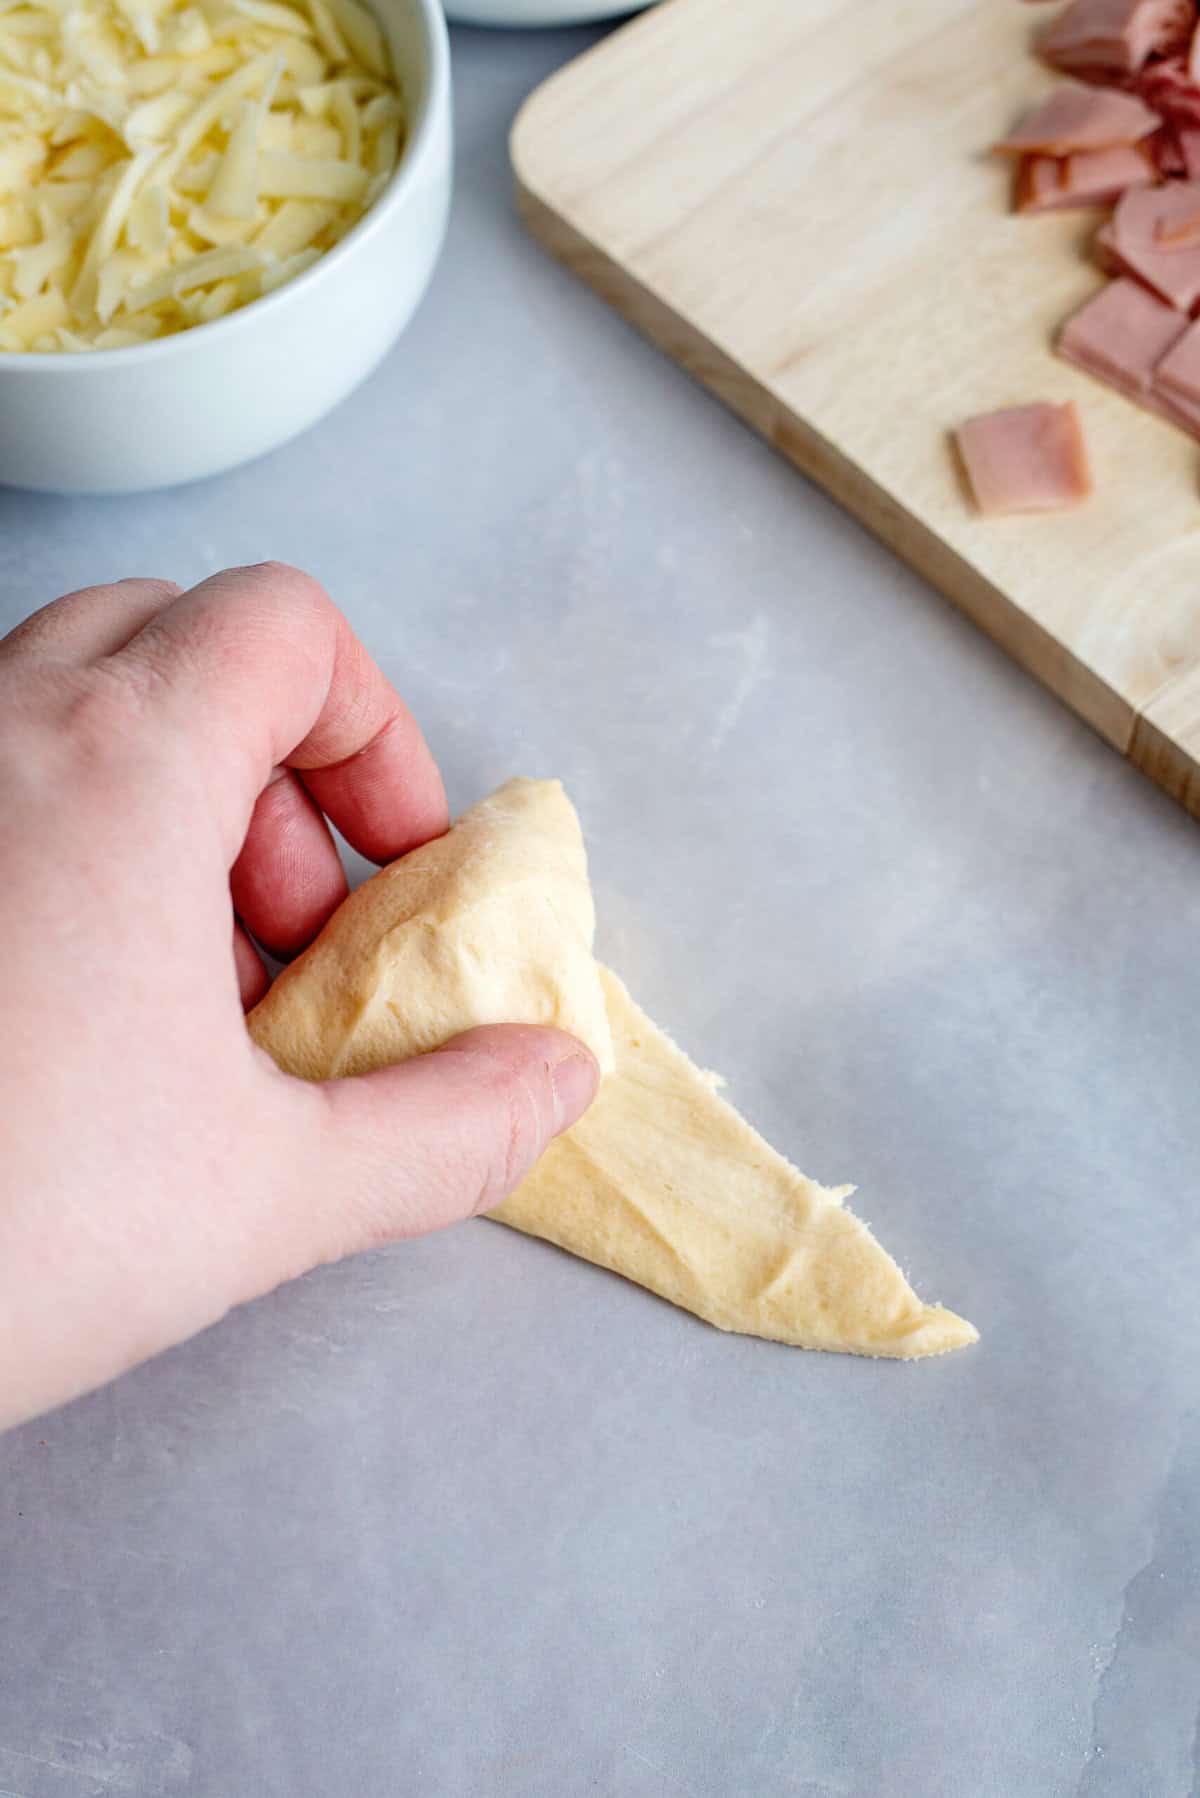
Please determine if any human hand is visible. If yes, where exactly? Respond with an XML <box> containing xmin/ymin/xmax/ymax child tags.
<box><xmin>0</xmin><ymin>564</ymin><xmax>599</xmax><ymax>1430</ymax></box>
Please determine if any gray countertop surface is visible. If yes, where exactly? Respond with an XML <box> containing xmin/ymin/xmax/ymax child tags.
<box><xmin>1</xmin><ymin>22</ymin><xmax>1198</xmax><ymax>1798</ymax></box>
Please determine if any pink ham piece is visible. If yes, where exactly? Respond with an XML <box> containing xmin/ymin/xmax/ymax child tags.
<box><xmin>1054</xmin><ymin>276</ymin><xmax>1200</xmax><ymax>434</ymax></box>
<box><xmin>1063</xmin><ymin>145</ymin><xmax>1157</xmax><ymax>200</ymax></box>
<box><xmin>1151</xmin><ymin>315</ymin><xmax>1200</xmax><ymax>411</ymax></box>
<box><xmin>1146</xmin><ymin>122</ymin><xmax>1187</xmax><ymax>175</ymax></box>
<box><xmin>994</xmin><ymin>84</ymin><xmax>1160</xmax><ymax>154</ymax></box>
<box><xmin>1093</xmin><ymin>219</ymin><xmax>1127</xmax><ymax>272</ymax></box>
<box><xmin>1016</xmin><ymin>155</ymin><xmax>1065</xmax><ymax>212</ymax></box>
<box><xmin>1155</xmin><ymin>206</ymin><xmax>1200</xmax><ymax>243</ymax></box>
<box><xmin>1156</xmin><ymin>385</ymin><xmax>1200</xmax><ymax>431</ymax></box>
<box><xmin>1135</xmin><ymin>56</ymin><xmax>1200</xmax><ymax>129</ymax></box>
<box><xmin>1042</xmin><ymin>0</ymin><xmax>1194</xmax><ymax>77</ymax></box>
<box><xmin>1058</xmin><ymin>276</ymin><xmax>1189</xmax><ymax>398</ymax></box>
<box><xmin>1111</xmin><ymin>181</ymin><xmax>1200</xmax><ymax>308</ymax></box>
<box><xmin>1015</xmin><ymin>143</ymin><xmax>1156</xmax><ymax>209</ymax></box>
<box><xmin>1178</xmin><ymin>127</ymin><xmax>1200</xmax><ymax>177</ymax></box>
<box><xmin>955</xmin><ymin>403</ymin><xmax>1092</xmax><ymax>514</ymax></box>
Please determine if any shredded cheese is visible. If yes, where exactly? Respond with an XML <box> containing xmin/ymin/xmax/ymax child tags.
<box><xmin>0</xmin><ymin>0</ymin><xmax>403</xmax><ymax>351</ymax></box>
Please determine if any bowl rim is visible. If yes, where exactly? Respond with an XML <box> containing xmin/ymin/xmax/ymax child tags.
<box><xmin>0</xmin><ymin>0</ymin><xmax>450</xmax><ymax>374</ymax></box>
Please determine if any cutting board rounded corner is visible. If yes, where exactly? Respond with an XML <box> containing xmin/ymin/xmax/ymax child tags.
<box><xmin>510</xmin><ymin>85</ymin><xmax>554</xmax><ymax>211</ymax></box>
<box><xmin>509</xmin><ymin>0</ymin><xmax>662</xmax><ymax>204</ymax></box>
<box><xmin>510</xmin><ymin>71</ymin><xmax>589</xmax><ymax>211</ymax></box>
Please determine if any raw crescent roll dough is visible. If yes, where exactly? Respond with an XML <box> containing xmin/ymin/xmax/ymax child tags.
<box><xmin>248</xmin><ymin>778</ymin><xmax>976</xmax><ymax>1359</ymax></box>
<box><xmin>494</xmin><ymin>968</ymin><xmax>976</xmax><ymax>1358</ymax></box>
<box><xmin>248</xmin><ymin>778</ymin><xmax>614</xmax><ymax>1079</ymax></box>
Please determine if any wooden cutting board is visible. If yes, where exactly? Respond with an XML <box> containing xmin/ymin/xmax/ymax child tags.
<box><xmin>511</xmin><ymin>0</ymin><xmax>1200</xmax><ymax>819</ymax></box>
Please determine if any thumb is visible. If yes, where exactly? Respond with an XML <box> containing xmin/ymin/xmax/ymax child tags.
<box><xmin>271</xmin><ymin>1025</ymin><xmax>599</xmax><ymax>1271</ymax></box>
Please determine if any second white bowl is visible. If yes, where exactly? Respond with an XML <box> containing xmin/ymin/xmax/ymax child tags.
<box><xmin>445</xmin><ymin>1</ymin><xmax>653</xmax><ymax>26</ymax></box>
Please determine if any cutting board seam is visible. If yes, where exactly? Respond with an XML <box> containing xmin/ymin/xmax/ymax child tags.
<box><xmin>1128</xmin><ymin>708</ymin><xmax>1200</xmax><ymax>813</ymax></box>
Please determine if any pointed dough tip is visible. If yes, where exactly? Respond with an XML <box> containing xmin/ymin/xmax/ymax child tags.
<box><xmin>885</xmin><ymin>1305</ymin><xmax>979</xmax><ymax>1360</ymax></box>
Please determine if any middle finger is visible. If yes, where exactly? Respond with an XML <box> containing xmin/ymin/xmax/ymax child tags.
<box><xmin>230</xmin><ymin>767</ymin><xmax>349</xmax><ymax>960</ymax></box>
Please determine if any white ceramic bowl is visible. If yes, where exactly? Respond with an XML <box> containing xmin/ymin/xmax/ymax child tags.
<box><xmin>0</xmin><ymin>0</ymin><xmax>451</xmax><ymax>494</ymax></box>
<box><xmin>445</xmin><ymin>0</ymin><xmax>653</xmax><ymax>25</ymax></box>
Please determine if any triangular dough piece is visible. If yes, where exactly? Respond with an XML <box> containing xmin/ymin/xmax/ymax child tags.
<box><xmin>494</xmin><ymin>968</ymin><xmax>976</xmax><ymax>1358</ymax></box>
<box><xmin>248</xmin><ymin>778</ymin><xmax>614</xmax><ymax>1079</ymax></box>
<box><xmin>248</xmin><ymin>779</ymin><xmax>976</xmax><ymax>1358</ymax></box>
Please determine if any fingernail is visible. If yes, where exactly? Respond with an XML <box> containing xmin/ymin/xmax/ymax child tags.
<box><xmin>550</xmin><ymin>1047</ymin><xmax>599</xmax><ymax>1136</ymax></box>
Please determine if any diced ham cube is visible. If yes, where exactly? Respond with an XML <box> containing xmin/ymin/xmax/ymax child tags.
<box><xmin>1063</xmin><ymin>150</ymin><xmax>1150</xmax><ymax>205</ymax></box>
<box><xmin>955</xmin><ymin>403</ymin><xmax>1092</xmax><ymax>515</ymax></box>
<box><xmin>1135</xmin><ymin>55</ymin><xmax>1200</xmax><ymax>128</ymax></box>
<box><xmin>1093</xmin><ymin>221</ymin><xmax>1126</xmax><ymax>275</ymax></box>
<box><xmin>1152</xmin><ymin>315</ymin><xmax>1200</xmax><ymax>405</ymax></box>
<box><xmin>1155</xmin><ymin>207</ymin><xmax>1200</xmax><ymax>245</ymax></box>
<box><xmin>1015</xmin><ymin>155</ymin><xmax>1063</xmax><ymax>212</ymax></box>
<box><xmin>994</xmin><ymin>84</ymin><xmax>1160</xmax><ymax>155</ymax></box>
<box><xmin>1146</xmin><ymin>122</ymin><xmax>1187</xmax><ymax>176</ymax></box>
<box><xmin>1042</xmin><ymin>0</ymin><xmax>1194</xmax><ymax>79</ymax></box>
<box><xmin>1015</xmin><ymin>143</ymin><xmax>1155</xmax><ymax>210</ymax></box>
<box><xmin>1054</xmin><ymin>276</ymin><xmax>1200</xmax><ymax>436</ymax></box>
<box><xmin>1154</xmin><ymin>384</ymin><xmax>1200</xmax><ymax>434</ymax></box>
<box><xmin>1111</xmin><ymin>182</ymin><xmax>1200</xmax><ymax>310</ymax></box>
<box><xmin>1057</xmin><ymin>276</ymin><xmax>1189</xmax><ymax>399</ymax></box>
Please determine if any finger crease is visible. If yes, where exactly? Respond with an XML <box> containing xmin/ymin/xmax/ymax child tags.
<box><xmin>292</xmin><ymin>704</ymin><xmax>406</xmax><ymax>777</ymax></box>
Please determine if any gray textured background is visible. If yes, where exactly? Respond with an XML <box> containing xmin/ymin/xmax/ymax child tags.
<box><xmin>1</xmin><ymin>23</ymin><xmax>1198</xmax><ymax>1798</ymax></box>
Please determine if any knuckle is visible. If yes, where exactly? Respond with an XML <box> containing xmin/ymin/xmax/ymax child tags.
<box><xmin>76</xmin><ymin>657</ymin><xmax>160</xmax><ymax>727</ymax></box>
<box><xmin>250</xmin><ymin>558</ymin><xmax>308</xmax><ymax>584</ymax></box>
<box><xmin>194</xmin><ymin>563</ymin><xmax>336</xmax><ymax>678</ymax></box>
<box><xmin>116</xmin><ymin>576</ymin><xmax>181</xmax><ymax>603</ymax></box>
<box><xmin>0</xmin><ymin>664</ymin><xmax>152</xmax><ymax>818</ymax></box>
<box><xmin>55</xmin><ymin>662</ymin><xmax>177</xmax><ymax>784</ymax></box>
<box><xmin>239</xmin><ymin>561</ymin><xmax>330</xmax><ymax>614</ymax></box>
<box><xmin>60</xmin><ymin>678</ymin><xmax>140</xmax><ymax>768</ymax></box>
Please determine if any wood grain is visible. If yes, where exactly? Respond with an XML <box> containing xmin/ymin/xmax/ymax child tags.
<box><xmin>511</xmin><ymin>0</ymin><xmax>1200</xmax><ymax>817</ymax></box>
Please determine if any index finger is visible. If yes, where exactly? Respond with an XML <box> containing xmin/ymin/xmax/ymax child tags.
<box><xmin>113</xmin><ymin>562</ymin><xmax>448</xmax><ymax>864</ymax></box>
